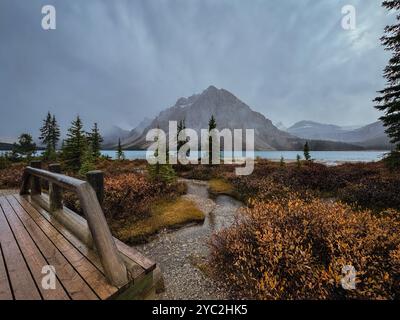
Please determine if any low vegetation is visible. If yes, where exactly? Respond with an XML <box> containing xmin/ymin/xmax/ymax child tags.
<box><xmin>2</xmin><ymin>152</ymin><xmax>400</xmax><ymax>299</ymax></box>
<box><xmin>112</xmin><ymin>197</ymin><xmax>204</xmax><ymax>244</ymax></box>
<box><xmin>210</xmin><ymin>197</ymin><xmax>400</xmax><ymax>299</ymax></box>
<box><xmin>208</xmin><ymin>178</ymin><xmax>238</xmax><ymax>198</ymax></box>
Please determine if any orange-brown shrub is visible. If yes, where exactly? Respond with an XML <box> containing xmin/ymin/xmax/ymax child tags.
<box><xmin>338</xmin><ymin>176</ymin><xmax>400</xmax><ymax>211</ymax></box>
<box><xmin>210</xmin><ymin>197</ymin><xmax>400</xmax><ymax>299</ymax></box>
<box><xmin>103</xmin><ymin>173</ymin><xmax>164</xmax><ymax>221</ymax></box>
<box><xmin>0</xmin><ymin>163</ymin><xmax>25</xmax><ymax>189</ymax></box>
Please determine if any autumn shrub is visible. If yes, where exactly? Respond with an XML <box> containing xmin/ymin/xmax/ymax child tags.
<box><xmin>210</xmin><ymin>197</ymin><xmax>400</xmax><ymax>299</ymax></box>
<box><xmin>102</xmin><ymin>173</ymin><xmax>186</xmax><ymax>221</ymax></box>
<box><xmin>95</xmin><ymin>158</ymin><xmax>148</xmax><ymax>175</ymax></box>
<box><xmin>102</xmin><ymin>173</ymin><xmax>164</xmax><ymax>221</ymax></box>
<box><xmin>175</xmin><ymin>163</ymin><xmax>235</xmax><ymax>180</ymax></box>
<box><xmin>0</xmin><ymin>163</ymin><xmax>25</xmax><ymax>189</ymax></box>
<box><xmin>338</xmin><ymin>176</ymin><xmax>400</xmax><ymax>211</ymax></box>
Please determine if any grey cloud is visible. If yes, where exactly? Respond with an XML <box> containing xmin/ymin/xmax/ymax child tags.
<box><xmin>0</xmin><ymin>0</ymin><xmax>394</xmax><ymax>139</ymax></box>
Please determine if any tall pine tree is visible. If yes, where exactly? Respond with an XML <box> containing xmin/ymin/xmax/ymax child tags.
<box><xmin>208</xmin><ymin>115</ymin><xmax>217</xmax><ymax>165</ymax></box>
<box><xmin>50</xmin><ymin>115</ymin><xmax>60</xmax><ymax>151</ymax></box>
<box><xmin>303</xmin><ymin>142</ymin><xmax>311</xmax><ymax>161</ymax></box>
<box><xmin>39</xmin><ymin>112</ymin><xmax>52</xmax><ymax>151</ymax></box>
<box><xmin>39</xmin><ymin>112</ymin><xmax>60</xmax><ymax>160</ymax></box>
<box><xmin>374</xmin><ymin>0</ymin><xmax>400</xmax><ymax>152</ymax></box>
<box><xmin>62</xmin><ymin>116</ymin><xmax>87</xmax><ymax>171</ymax></box>
<box><xmin>116</xmin><ymin>138</ymin><xmax>125</xmax><ymax>160</ymax></box>
<box><xmin>87</xmin><ymin>122</ymin><xmax>103</xmax><ymax>159</ymax></box>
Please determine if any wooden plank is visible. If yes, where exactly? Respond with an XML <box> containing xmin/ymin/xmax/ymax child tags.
<box><xmin>11</xmin><ymin>195</ymin><xmax>118</xmax><ymax>299</ymax></box>
<box><xmin>0</xmin><ymin>200</ymin><xmax>41</xmax><ymax>300</ymax></box>
<box><xmin>77</xmin><ymin>182</ymin><xmax>128</xmax><ymax>286</ymax></box>
<box><xmin>0</xmin><ymin>197</ymin><xmax>70</xmax><ymax>300</ymax></box>
<box><xmin>25</xmin><ymin>195</ymin><xmax>146</xmax><ymax>280</ymax></box>
<box><xmin>0</xmin><ymin>244</ymin><xmax>13</xmax><ymax>300</ymax></box>
<box><xmin>24</xmin><ymin>195</ymin><xmax>105</xmax><ymax>274</ymax></box>
<box><xmin>115</xmin><ymin>239</ymin><xmax>156</xmax><ymax>273</ymax></box>
<box><xmin>30</xmin><ymin>194</ymin><xmax>147</xmax><ymax>278</ymax></box>
<box><xmin>23</xmin><ymin>167</ymin><xmax>128</xmax><ymax>287</ymax></box>
<box><xmin>2</xmin><ymin>197</ymin><xmax>99</xmax><ymax>300</ymax></box>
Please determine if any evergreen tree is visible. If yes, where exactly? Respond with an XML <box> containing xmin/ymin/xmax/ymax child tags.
<box><xmin>116</xmin><ymin>138</ymin><xmax>125</xmax><ymax>160</ymax></box>
<box><xmin>177</xmin><ymin>119</ymin><xmax>185</xmax><ymax>151</ymax></box>
<box><xmin>39</xmin><ymin>112</ymin><xmax>52</xmax><ymax>154</ymax></box>
<box><xmin>50</xmin><ymin>115</ymin><xmax>60</xmax><ymax>151</ymax></box>
<box><xmin>63</xmin><ymin>116</ymin><xmax>87</xmax><ymax>171</ymax></box>
<box><xmin>39</xmin><ymin>112</ymin><xmax>60</xmax><ymax>160</ymax></box>
<box><xmin>374</xmin><ymin>0</ymin><xmax>400</xmax><ymax>165</ymax></box>
<box><xmin>87</xmin><ymin>122</ymin><xmax>103</xmax><ymax>159</ymax></box>
<box><xmin>177</xmin><ymin>119</ymin><xmax>189</xmax><ymax>158</ymax></box>
<box><xmin>79</xmin><ymin>145</ymin><xmax>95</xmax><ymax>176</ymax></box>
<box><xmin>303</xmin><ymin>142</ymin><xmax>311</xmax><ymax>161</ymax></box>
<box><xmin>12</xmin><ymin>133</ymin><xmax>37</xmax><ymax>160</ymax></box>
<box><xmin>208</xmin><ymin>115</ymin><xmax>217</xmax><ymax>165</ymax></box>
<box><xmin>296</xmin><ymin>154</ymin><xmax>302</xmax><ymax>168</ymax></box>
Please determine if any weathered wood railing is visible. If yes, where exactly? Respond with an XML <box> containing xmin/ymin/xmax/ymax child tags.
<box><xmin>20</xmin><ymin>161</ymin><xmax>128</xmax><ymax>287</ymax></box>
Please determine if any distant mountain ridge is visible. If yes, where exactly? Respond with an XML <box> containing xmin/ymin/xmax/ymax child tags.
<box><xmin>114</xmin><ymin>86</ymin><xmax>363</xmax><ymax>151</ymax></box>
<box><xmin>287</xmin><ymin>120</ymin><xmax>393</xmax><ymax>150</ymax></box>
<box><xmin>0</xmin><ymin>142</ymin><xmax>13</xmax><ymax>151</ymax></box>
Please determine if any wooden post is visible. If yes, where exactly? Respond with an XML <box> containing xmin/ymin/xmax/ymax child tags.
<box><xmin>86</xmin><ymin>170</ymin><xmax>104</xmax><ymax>207</ymax></box>
<box><xmin>49</xmin><ymin>164</ymin><xmax>63</xmax><ymax>212</ymax></box>
<box><xmin>30</xmin><ymin>161</ymin><xmax>42</xmax><ymax>195</ymax></box>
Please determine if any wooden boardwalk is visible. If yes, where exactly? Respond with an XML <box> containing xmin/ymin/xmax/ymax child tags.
<box><xmin>0</xmin><ymin>162</ymin><xmax>157</xmax><ymax>300</ymax></box>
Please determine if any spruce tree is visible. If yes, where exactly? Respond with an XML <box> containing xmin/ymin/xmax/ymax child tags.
<box><xmin>374</xmin><ymin>0</ymin><xmax>400</xmax><ymax>152</ymax></box>
<box><xmin>177</xmin><ymin>119</ymin><xmax>189</xmax><ymax>158</ymax></box>
<box><xmin>39</xmin><ymin>112</ymin><xmax>52</xmax><ymax>159</ymax></box>
<box><xmin>208</xmin><ymin>115</ymin><xmax>217</xmax><ymax>165</ymax></box>
<box><xmin>39</xmin><ymin>112</ymin><xmax>60</xmax><ymax>160</ymax></box>
<box><xmin>79</xmin><ymin>145</ymin><xmax>95</xmax><ymax>176</ymax></box>
<box><xmin>303</xmin><ymin>142</ymin><xmax>311</xmax><ymax>161</ymax></box>
<box><xmin>116</xmin><ymin>138</ymin><xmax>125</xmax><ymax>160</ymax></box>
<box><xmin>296</xmin><ymin>154</ymin><xmax>302</xmax><ymax>168</ymax></box>
<box><xmin>50</xmin><ymin>115</ymin><xmax>60</xmax><ymax>152</ymax></box>
<box><xmin>177</xmin><ymin>119</ymin><xmax>185</xmax><ymax>151</ymax></box>
<box><xmin>63</xmin><ymin>116</ymin><xmax>87</xmax><ymax>171</ymax></box>
<box><xmin>87</xmin><ymin>123</ymin><xmax>103</xmax><ymax>159</ymax></box>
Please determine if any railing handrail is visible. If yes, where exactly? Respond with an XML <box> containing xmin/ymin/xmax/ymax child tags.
<box><xmin>20</xmin><ymin>164</ymin><xmax>128</xmax><ymax>287</ymax></box>
<box><xmin>23</xmin><ymin>166</ymin><xmax>86</xmax><ymax>191</ymax></box>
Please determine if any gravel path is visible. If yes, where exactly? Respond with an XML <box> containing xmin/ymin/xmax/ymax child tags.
<box><xmin>135</xmin><ymin>179</ymin><xmax>243</xmax><ymax>300</ymax></box>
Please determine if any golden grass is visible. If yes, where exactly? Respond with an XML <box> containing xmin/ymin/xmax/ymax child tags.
<box><xmin>208</xmin><ymin>179</ymin><xmax>237</xmax><ymax>197</ymax></box>
<box><xmin>113</xmin><ymin>197</ymin><xmax>205</xmax><ymax>244</ymax></box>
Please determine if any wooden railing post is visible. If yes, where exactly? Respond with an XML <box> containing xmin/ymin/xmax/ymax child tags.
<box><xmin>30</xmin><ymin>161</ymin><xmax>42</xmax><ymax>195</ymax></box>
<box><xmin>86</xmin><ymin>170</ymin><xmax>104</xmax><ymax>207</ymax></box>
<box><xmin>49</xmin><ymin>164</ymin><xmax>63</xmax><ymax>212</ymax></box>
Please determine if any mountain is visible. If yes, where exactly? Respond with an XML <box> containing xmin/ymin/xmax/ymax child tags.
<box><xmin>288</xmin><ymin>121</ymin><xmax>346</xmax><ymax>141</ymax></box>
<box><xmin>288</xmin><ymin>120</ymin><xmax>393</xmax><ymax>150</ymax></box>
<box><xmin>274</xmin><ymin>122</ymin><xmax>288</xmax><ymax>131</ymax></box>
<box><xmin>121</xmin><ymin>86</ymin><xmax>363</xmax><ymax>151</ymax></box>
<box><xmin>0</xmin><ymin>142</ymin><xmax>13</xmax><ymax>151</ymax></box>
<box><xmin>102</xmin><ymin>126</ymin><xmax>131</xmax><ymax>148</ymax></box>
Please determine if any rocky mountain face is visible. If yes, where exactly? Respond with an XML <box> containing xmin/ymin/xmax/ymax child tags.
<box><xmin>119</xmin><ymin>86</ymin><xmax>362</xmax><ymax>151</ymax></box>
<box><xmin>102</xmin><ymin>126</ymin><xmax>131</xmax><ymax>148</ymax></box>
<box><xmin>102</xmin><ymin>118</ymin><xmax>152</xmax><ymax>148</ymax></box>
<box><xmin>288</xmin><ymin>120</ymin><xmax>392</xmax><ymax>150</ymax></box>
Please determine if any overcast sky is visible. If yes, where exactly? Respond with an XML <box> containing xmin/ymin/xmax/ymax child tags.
<box><xmin>0</xmin><ymin>0</ymin><xmax>395</xmax><ymax>140</ymax></box>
